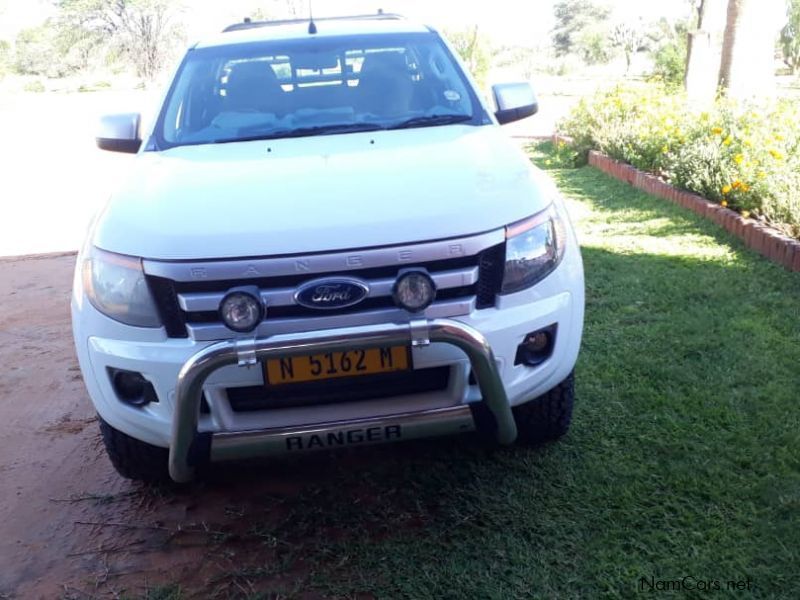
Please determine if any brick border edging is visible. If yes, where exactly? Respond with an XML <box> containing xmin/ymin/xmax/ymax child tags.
<box><xmin>587</xmin><ymin>150</ymin><xmax>800</xmax><ymax>273</ymax></box>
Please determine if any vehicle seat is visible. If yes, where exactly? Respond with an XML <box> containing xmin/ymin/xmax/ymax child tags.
<box><xmin>224</xmin><ymin>61</ymin><xmax>285</xmax><ymax>114</ymax></box>
<box><xmin>356</xmin><ymin>52</ymin><xmax>414</xmax><ymax>118</ymax></box>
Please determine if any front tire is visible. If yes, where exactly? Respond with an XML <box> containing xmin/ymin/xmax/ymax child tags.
<box><xmin>98</xmin><ymin>417</ymin><xmax>170</xmax><ymax>483</ymax></box>
<box><xmin>512</xmin><ymin>371</ymin><xmax>575</xmax><ymax>444</ymax></box>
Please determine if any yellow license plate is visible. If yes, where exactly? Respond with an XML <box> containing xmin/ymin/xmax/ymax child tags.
<box><xmin>265</xmin><ymin>346</ymin><xmax>410</xmax><ymax>385</ymax></box>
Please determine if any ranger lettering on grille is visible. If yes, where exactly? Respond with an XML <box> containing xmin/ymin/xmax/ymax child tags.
<box><xmin>286</xmin><ymin>425</ymin><xmax>402</xmax><ymax>451</ymax></box>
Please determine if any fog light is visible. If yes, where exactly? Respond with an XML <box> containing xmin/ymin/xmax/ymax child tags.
<box><xmin>525</xmin><ymin>331</ymin><xmax>550</xmax><ymax>352</ymax></box>
<box><xmin>109</xmin><ymin>368</ymin><xmax>157</xmax><ymax>406</ymax></box>
<box><xmin>220</xmin><ymin>289</ymin><xmax>263</xmax><ymax>332</ymax></box>
<box><xmin>392</xmin><ymin>270</ymin><xmax>437</xmax><ymax>312</ymax></box>
<box><xmin>514</xmin><ymin>324</ymin><xmax>557</xmax><ymax>367</ymax></box>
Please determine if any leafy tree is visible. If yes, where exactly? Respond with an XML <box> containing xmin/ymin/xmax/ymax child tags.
<box><xmin>58</xmin><ymin>0</ymin><xmax>185</xmax><ymax>80</ymax></box>
<box><xmin>610</xmin><ymin>20</ymin><xmax>647</xmax><ymax>72</ymax></box>
<box><xmin>781</xmin><ymin>0</ymin><xmax>800</xmax><ymax>74</ymax></box>
<box><xmin>14</xmin><ymin>24</ymin><xmax>63</xmax><ymax>76</ymax></box>
<box><xmin>0</xmin><ymin>39</ymin><xmax>10</xmax><ymax>79</ymax></box>
<box><xmin>444</xmin><ymin>26</ymin><xmax>493</xmax><ymax>87</ymax></box>
<box><xmin>552</xmin><ymin>0</ymin><xmax>611</xmax><ymax>57</ymax></box>
<box><xmin>648</xmin><ymin>17</ymin><xmax>691</xmax><ymax>87</ymax></box>
<box><xmin>577</xmin><ymin>29</ymin><xmax>615</xmax><ymax>64</ymax></box>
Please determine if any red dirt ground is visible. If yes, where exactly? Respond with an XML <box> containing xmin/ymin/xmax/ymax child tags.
<box><xmin>0</xmin><ymin>254</ymin><xmax>352</xmax><ymax>599</ymax></box>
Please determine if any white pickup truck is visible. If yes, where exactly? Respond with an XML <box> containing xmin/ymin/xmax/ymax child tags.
<box><xmin>72</xmin><ymin>13</ymin><xmax>585</xmax><ymax>483</ymax></box>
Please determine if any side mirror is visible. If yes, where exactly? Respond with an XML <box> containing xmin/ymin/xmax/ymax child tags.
<box><xmin>96</xmin><ymin>112</ymin><xmax>142</xmax><ymax>153</ymax></box>
<box><xmin>492</xmin><ymin>82</ymin><xmax>538</xmax><ymax>125</ymax></box>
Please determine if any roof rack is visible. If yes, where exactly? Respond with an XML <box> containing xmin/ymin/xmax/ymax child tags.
<box><xmin>223</xmin><ymin>11</ymin><xmax>405</xmax><ymax>33</ymax></box>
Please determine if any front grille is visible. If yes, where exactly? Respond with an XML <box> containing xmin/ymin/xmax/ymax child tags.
<box><xmin>148</xmin><ymin>276</ymin><xmax>189</xmax><ymax>338</ymax></box>
<box><xmin>226</xmin><ymin>366</ymin><xmax>450</xmax><ymax>412</ymax></box>
<box><xmin>146</xmin><ymin>236</ymin><xmax>506</xmax><ymax>339</ymax></box>
<box><xmin>477</xmin><ymin>244</ymin><xmax>505</xmax><ymax>308</ymax></box>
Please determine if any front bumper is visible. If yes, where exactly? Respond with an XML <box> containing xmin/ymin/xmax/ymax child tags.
<box><xmin>169</xmin><ymin>318</ymin><xmax>517</xmax><ymax>482</ymax></box>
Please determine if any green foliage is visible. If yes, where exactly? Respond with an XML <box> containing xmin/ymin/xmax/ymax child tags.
<box><xmin>576</xmin><ymin>28</ymin><xmax>615</xmax><ymax>65</ymax></box>
<box><xmin>559</xmin><ymin>84</ymin><xmax>800</xmax><ymax>237</ymax></box>
<box><xmin>22</xmin><ymin>79</ymin><xmax>46</xmax><ymax>93</ymax></box>
<box><xmin>610</xmin><ymin>20</ymin><xmax>647</xmax><ymax>71</ymax></box>
<box><xmin>553</xmin><ymin>0</ymin><xmax>611</xmax><ymax>62</ymax></box>
<box><xmin>57</xmin><ymin>0</ymin><xmax>185</xmax><ymax>80</ymax></box>
<box><xmin>443</xmin><ymin>26</ymin><xmax>493</xmax><ymax>88</ymax></box>
<box><xmin>0</xmin><ymin>39</ymin><xmax>9</xmax><ymax>79</ymax></box>
<box><xmin>14</xmin><ymin>24</ymin><xmax>59</xmax><ymax>76</ymax></box>
<box><xmin>651</xmin><ymin>41</ymin><xmax>687</xmax><ymax>87</ymax></box>
<box><xmin>781</xmin><ymin>0</ymin><xmax>800</xmax><ymax>74</ymax></box>
<box><xmin>648</xmin><ymin>17</ymin><xmax>690</xmax><ymax>88</ymax></box>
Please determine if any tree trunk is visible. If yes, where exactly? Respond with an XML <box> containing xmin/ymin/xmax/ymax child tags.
<box><xmin>685</xmin><ymin>0</ymin><xmax>727</xmax><ymax>105</ymax></box>
<box><xmin>717</xmin><ymin>0</ymin><xmax>742</xmax><ymax>89</ymax></box>
<box><xmin>718</xmin><ymin>0</ymin><xmax>784</xmax><ymax>99</ymax></box>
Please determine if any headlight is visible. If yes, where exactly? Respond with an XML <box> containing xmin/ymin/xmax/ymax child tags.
<box><xmin>81</xmin><ymin>246</ymin><xmax>161</xmax><ymax>327</ymax></box>
<box><xmin>501</xmin><ymin>205</ymin><xmax>566</xmax><ymax>295</ymax></box>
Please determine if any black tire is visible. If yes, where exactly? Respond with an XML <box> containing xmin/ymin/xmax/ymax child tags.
<box><xmin>98</xmin><ymin>417</ymin><xmax>170</xmax><ymax>483</ymax></box>
<box><xmin>512</xmin><ymin>371</ymin><xmax>575</xmax><ymax>444</ymax></box>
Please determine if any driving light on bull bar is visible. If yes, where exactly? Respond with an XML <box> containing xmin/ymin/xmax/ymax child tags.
<box><xmin>219</xmin><ymin>289</ymin><xmax>264</xmax><ymax>333</ymax></box>
<box><xmin>392</xmin><ymin>270</ymin><xmax>437</xmax><ymax>313</ymax></box>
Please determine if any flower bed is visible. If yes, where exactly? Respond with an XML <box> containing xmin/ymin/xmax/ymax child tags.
<box><xmin>558</xmin><ymin>84</ymin><xmax>800</xmax><ymax>240</ymax></box>
<box><xmin>586</xmin><ymin>150</ymin><xmax>800</xmax><ymax>272</ymax></box>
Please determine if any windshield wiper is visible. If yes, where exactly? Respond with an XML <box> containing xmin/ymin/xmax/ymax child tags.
<box><xmin>386</xmin><ymin>114</ymin><xmax>473</xmax><ymax>130</ymax></box>
<box><xmin>231</xmin><ymin>122</ymin><xmax>385</xmax><ymax>143</ymax></box>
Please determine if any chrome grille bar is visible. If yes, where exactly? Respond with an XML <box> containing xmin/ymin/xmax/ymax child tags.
<box><xmin>176</xmin><ymin>266</ymin><xmax>479</xmax><ymax>312</ymax></box>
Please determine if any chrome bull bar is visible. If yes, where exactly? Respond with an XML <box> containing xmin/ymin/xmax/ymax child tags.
<box><xmin>169</xmin><ymin>318</ymin><xmax>517</xmax><ymax>482</ymax></box>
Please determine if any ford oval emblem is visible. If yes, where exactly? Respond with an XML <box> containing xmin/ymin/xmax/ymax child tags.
<box><xmin>294</xmin><ymin>277</ymin><xmax>370</xmax><ymax>310</ymax></box>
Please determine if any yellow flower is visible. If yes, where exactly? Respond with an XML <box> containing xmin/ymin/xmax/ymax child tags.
<box><xmin>661</xmin><ymin>145</ymin><xmax>669</xmax><ymax>154</ymax></box>
<box><xmin>722</xmin><ymin>184</ymin><xmax>732</xmax><ymax>194</ymax></box>
<box><xmin>722</xmin><ymin>135</ymin><xmax>733</xmax><ymax>146</ymax></box>
<box><xmin>743</xmin><ymin>139</ymin><xmax>752</xmax><ymax>147</ymax></box>
<box><xmin>721</xmin><ymin>200</ymin><xmax>728</xmax><ymax>207</ymax></box>
<box><xmin>741</xmin><ymin>210</ymin><xmax>751</xmax><ymax>218</ymax></box>
<box><xmin>734</xmin><ymin>154</ymin><xmax>744</xmax><ymax>165</ymax></box>
<box><xmin>757</xmin><ymin>171</ymin><xmax>766</xmax><ymax>179</ymax></box>
<box><xmin>769</xmin><ymin>149</ymin><xmax>784</xmax><ymax>160</ymax></box>
<box><xmin>732</xmin><ymin>180</ymin><xmax>742</xmax><ymax>189</ymax></box>
<box><xmin>741</xmin><ymin>183</ymin><xmax>750</xmax><ymax>192</ymax></box>
<box><xmin>711</xmin><ymin>127</ymin><xmax>723</xmax><ymax>135</ymax></box>
<box><xmin>774</xmin><ymin>134</ymin><xmax>784</xmax><ymax>141</ymax></box>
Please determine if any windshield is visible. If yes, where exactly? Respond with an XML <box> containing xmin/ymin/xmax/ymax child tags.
<box><xmin>154</xmin><ymin>32</ymin><xmax>485</xmax><ymax>149</ymax></box>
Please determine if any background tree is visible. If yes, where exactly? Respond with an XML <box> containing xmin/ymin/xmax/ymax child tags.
<box><xmin>648</xmin><ymin>17</ymin><xmax>691</xmax><ymax>87</ymax></box>
<box><xmin>552</xmin><ymin>0</ymin><xmax>611</xmax><ymax>57</ymax></box>
<box><xmin>13</xmin><ymin>23</ymin><xmax>72</xmax><ymax>77</ymax></box>
<box><xmin>0</xmin><ymin>39</ymin><xmax>11</xmax><ymax>79</ymax></box>
<box><xmin>610</xmin><ymin>20</ymin><xmax>647</xmax><ymax>73</ymax></box>
<box><xmin>58</xmin><ymin>0</ymin><xmax>185</xmax><ymax>80</ymax></box>
<box><xmin>780</xmin><ymin>0</ymin><xmax>800</xmax><ymax>74</ymax></box>
<box><xmin>718</xmin><ymin>0</ymin><xmax>784</xmax><ymax>97</ymax></box>
<box><xmin>684</xmin><ymin>0</ymin><xmax>727</xmax><ymax>103</ymax></box>
<box><xmin>444</xmin><ymin>26</ymin><xmax>493</xmax><ymax>87</ymax></box>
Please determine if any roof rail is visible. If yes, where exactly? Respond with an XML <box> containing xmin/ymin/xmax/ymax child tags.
<box><xmin>223</xmin><ymin>12</ymin><xmax>405</xmax><ymax>33</ymax></box>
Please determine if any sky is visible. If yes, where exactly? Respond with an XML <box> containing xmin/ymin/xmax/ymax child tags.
<box><xmin>0</xmin><ymin>0</ymin><xmax>694</xmax><ymax>45</ymax></box>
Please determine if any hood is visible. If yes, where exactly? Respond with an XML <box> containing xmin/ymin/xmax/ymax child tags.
<box><xmin>93</xmin><ymin>125</ymin><xmax>549</xmax><ymax>260</ymax></box>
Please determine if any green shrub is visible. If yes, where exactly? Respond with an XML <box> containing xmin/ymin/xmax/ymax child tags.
<box><xmin>558</xmin><ymin>84</ymin><xmax>800</xmax><ymax>238</ymax></box>
<box><xmin>650</xmin><ymin>41</ymin><xmax>686</xmax><ymax>88</ymax></box>
<box><xmin>23</xmin><ymin>79</ymin><xmax>46</xmax><ymax>93</ymax></box>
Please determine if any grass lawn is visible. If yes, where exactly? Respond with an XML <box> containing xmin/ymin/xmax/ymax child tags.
<box><xmin>156</xmin><ymin>143</ymin><xmax>800</xmax><ymax>599</ymax></box>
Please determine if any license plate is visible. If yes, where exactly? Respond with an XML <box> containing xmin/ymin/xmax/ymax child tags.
<box><xmin>265</xmin><ymin>346</ymin><xmax>410</xmax><ymax>385</ymax></box>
